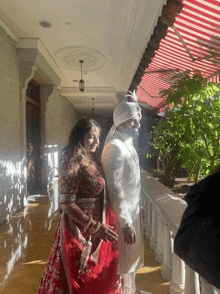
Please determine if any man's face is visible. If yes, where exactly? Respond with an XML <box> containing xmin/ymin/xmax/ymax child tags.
<box><xmin>120</xmin><ymin>114</ymin><xmax>141</xmax><ymax>138</ymax></box>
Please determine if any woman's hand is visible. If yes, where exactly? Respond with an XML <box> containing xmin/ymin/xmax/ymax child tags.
<box><xmin>95</xmin><ymin>224</ymin><xmax>118</xmax><ymax>243</ymax></box>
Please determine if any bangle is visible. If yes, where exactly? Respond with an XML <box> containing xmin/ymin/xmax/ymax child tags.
<box><xmin>92</xmin><ymin>222</ymin><xmax>100</xmax><ymax>234</ymax></box>
<box><xmin>86</xmin><ymin>216</ymin><xmax>93</xmax><ymax>230</ymax></box>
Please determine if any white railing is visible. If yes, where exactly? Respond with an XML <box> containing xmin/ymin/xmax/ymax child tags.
<box><xmin>140</xmin><ymin>169</ymin><xmax>220</xmax><ymax>294</ymax></box>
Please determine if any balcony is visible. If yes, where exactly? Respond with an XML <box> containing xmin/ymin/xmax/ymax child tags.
<box><xmin>0</xmin><ymin>171</ymin><xmax>220</xmax><ymax>293</ymax></box>
<box><xmin>141</xmin><ymin>168</ymin><xmax>220</xmax><ymax>294</ymax></box>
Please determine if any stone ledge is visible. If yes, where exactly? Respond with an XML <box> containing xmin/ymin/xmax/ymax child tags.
<box><xmin>140</xmin><ymin>168</ymin><xmax>187</xmax><ymax>236</ymax></box>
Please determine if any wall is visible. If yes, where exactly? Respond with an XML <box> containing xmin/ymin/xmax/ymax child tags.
<box><xmin>45</xmin><ymin>88</ymin><xmax>79</xmax><ymax>153</ymax></box>
<box><xmin>0</xmin><ymin>26</ymin><xmax>25</xmax><ymax>224</ymax></box>
<box><xmin>0</xmin><ymin>26</ymin><xmax>79</xmax><ymax>224</ymax></box>
<box><xmin>43</xmin><ymin>90</ymin><xmax>79</xmax><ymax>190</ymax></box>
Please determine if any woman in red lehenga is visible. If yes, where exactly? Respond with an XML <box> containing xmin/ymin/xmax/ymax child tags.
<box><xmin>38</xmin><ymin>118</ymin><xmax>122</xmax><ymax>294</ymax></box>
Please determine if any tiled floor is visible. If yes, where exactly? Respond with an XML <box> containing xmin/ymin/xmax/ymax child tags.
<box><xmin>0</xmin><ymin>194</ymin><xmax>169</xmax><ymax>294</ymax></box>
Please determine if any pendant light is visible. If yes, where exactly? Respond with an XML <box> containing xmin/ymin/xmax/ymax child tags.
<box><xmin>79</xmin><ymin>60</ymin><xmax>85</xmax><ymax>92</ymax></box>
<box><xmin>92</xmin><ymin>98</ymin><xmax>95</xmax><ymax>116</ymax></box>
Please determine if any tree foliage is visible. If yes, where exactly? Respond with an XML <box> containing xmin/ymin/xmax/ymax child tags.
<box><xmin>148</xmin><ymin>70</ymin><xmax>220</xmax><ymax>185</ymax></box>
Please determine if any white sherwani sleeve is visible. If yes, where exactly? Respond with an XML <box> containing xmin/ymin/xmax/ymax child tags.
<box><xmin>101</xmin><ymin>143</ymin><xmax>133</xmax><ymax>227</ymax></box>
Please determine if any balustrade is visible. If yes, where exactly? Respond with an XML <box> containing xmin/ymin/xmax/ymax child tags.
<box><xmin>150</xmin><ymin>207</ymin><xmax>157</xmax><ymax>250</ymax></box>
<box><xmin>161</xmin><ymin>222</ymin><xmax>173</xmax><ymax>280</ymax></box>
<box><xmin>140</xmin><ymin>169</ymin><xmax>220</xmax><ymax>294</ymax></box>
<box><xmin>185</xmin><ymin>265</ymin><xmax>200</xmax><ymax>294</ymax></box>
<box><xmin>155</xmin><ymin>214</ymin><xmax>164</xmax><ymax>263</ymax></box>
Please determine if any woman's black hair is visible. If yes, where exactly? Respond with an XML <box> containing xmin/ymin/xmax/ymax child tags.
<box><xmin>63</xmin><ymin>117</ymin><xmax>101</xmax><ymax>174</ymax></box>
<box><xmin>67</xmin><ymin>117</ymin><xmax>101</xmax><ymax>154</ymax></box>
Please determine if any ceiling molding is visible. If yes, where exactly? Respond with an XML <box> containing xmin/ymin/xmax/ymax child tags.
<box><xmin>17</xmin><ymin>38</ymin><xmax>64</xmax><ymax>85</ymax></box>
<box><xmin>17</xmin><ymin>48</ymin><xmax>38</xmax><ymax>89</ymax></box>
<box><xmin>60</xmin><ymin>86</ymin><xmax>116</xmax><ymax>95</ymax></box>
<box><xmin>0</xmin><ymin>19</ymin><xmax>17</xmax><ymax>42</ymax></box>
<box><xmin>64</xmin><ymin>93</ymin><xmax>118</xmax><ymax>113</ymax></box>
<box><xmin>55</xmin><ymin>46</ymin><xmax>107</xmax><ymax>72</ymax></box>
<box><xmin>66</xmin><ymin>97</ymin><xmax>117</xmax><ymax>113</ymax></box>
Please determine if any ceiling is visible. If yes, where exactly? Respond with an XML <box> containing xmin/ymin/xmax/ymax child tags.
<box><xmin>0</xmin><ymin>0</ymin><xmax>166</xmax><ymax>113</ymax></box>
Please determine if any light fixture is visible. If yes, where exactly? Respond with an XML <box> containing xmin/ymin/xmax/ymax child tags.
<box><xmin>79</xmin><ymin>60</ymin><xmax>85</xmax><ymax>92</ymax></box>
<box><xmin>92</xmin><ymin>98</ymin><xmax>95</xmax><ymax>116</ymax></box>
<box><xmin>39</xmin><ymin>20</ymin><xmax>52</xmax><ymax>28</ymax></box>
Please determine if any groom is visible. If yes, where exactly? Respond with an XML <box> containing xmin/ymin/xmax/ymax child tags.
<box><xmin>101</xmin><ymin>92</ymin><xmax>151</xmax><ymax>294</ymax></box>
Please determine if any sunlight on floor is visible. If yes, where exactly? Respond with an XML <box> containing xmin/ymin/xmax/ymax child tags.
<box><xmin>0</xmin><ymin>190</ymin><xmax>169</xmax><ymax>294</ymax></box>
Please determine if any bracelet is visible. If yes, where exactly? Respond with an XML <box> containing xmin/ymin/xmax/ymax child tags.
<box><xmin>92</xmin><ymin>222</ymin><xmax>100</xmax><ymax>234</ymax></box>
<box><xmin>86</xmin><ymin>216</ymin><xmax>93</xmax><ymax>230</ymax></box>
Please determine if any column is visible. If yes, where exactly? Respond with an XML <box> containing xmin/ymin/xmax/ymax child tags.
<box><xmin>40</xmin><ymin>84</ymin><xmax>55</xmax><ymax>193</ymax></box>
<box><xmin>17</xmin><ymin>48</ymin><xmax>38</xmax><ymax>207</ymax></box>
<box><xmin>162</xmin><ymin>223</ymin><xmax>173</xmax><ymax>280</ymax></box>
<box><xmin>141</xmin><ymin>196</ymin><xmax>147</xmax><ymax>232</ymax></box>
<box><xmin>185</xmin><ymin>265</ymin><xmax>200</xmax><ymax>294</ymax></box>
<box><xmin>150</xmin><ymin>207</ymin><xmax>157</xmax><ymax>250</ymax></box>
<box><xmin>169</xmin><ymin>253</ymin><xmax>185</xmax><ymax>294</ymax></box>
<box><xmin>145</xmin><ymin>200</ymin><xmax>152</xmax><ymax>239</ymax></box>
<box><xmin>155</xmin><ymin>214</ymin><xmax>164</xmax><ymax>263</ymax></box>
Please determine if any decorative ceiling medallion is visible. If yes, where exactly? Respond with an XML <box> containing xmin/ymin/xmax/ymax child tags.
<box><xmin>55</xmin><ymin>46</ymin><xmax>107</xmax><ymax>71</ymax></box>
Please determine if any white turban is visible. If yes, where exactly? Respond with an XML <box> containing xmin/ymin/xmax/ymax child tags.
<box><xmin>104</xmin><ymin>90</ymin><xmax>142</xmax><ymax>145</ymax></box>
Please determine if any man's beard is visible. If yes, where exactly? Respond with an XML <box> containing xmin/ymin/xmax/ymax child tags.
<box><xmin>124</xmin><ymin>128</ymin><xmax>139</xmax><ymax>138</ymax></box>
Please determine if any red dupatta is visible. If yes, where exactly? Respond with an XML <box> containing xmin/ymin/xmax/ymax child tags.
<box><xmin>60</xmin><ymin>192</ymin><xmax>121</xmax><ymax>294</ymax></box>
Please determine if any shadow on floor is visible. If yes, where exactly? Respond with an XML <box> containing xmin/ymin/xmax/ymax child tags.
<box><xmin>136</xmin><ymin>238</ymin><xmax>169</xmax><ymax>294</ymax></box>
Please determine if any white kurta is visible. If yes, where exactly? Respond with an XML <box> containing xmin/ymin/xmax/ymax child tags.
<box><xmin>101</xmin><ymin>130</ymin><xmax>144</xmax><ymax>274</ymax></box>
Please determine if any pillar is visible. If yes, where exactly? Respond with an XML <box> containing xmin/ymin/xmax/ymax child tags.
<box><xmin>169</xmin><ymin>253</ymin><xmax>185</xmax><ymax>294</ymax></box>
<box><xmin>162</xmin><ymin>222</ymin><xmax>173</xmax><ymax>280</ymax></box>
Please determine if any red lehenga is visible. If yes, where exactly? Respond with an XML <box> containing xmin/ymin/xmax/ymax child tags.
<box><xmin>38</xmin><ymin>151</ymin><xmax>122</xmax><ymax>294</ymax></box>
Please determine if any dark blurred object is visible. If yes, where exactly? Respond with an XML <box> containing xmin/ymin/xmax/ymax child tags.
<box><xmin>174</xmin><ymin>171</ymin><xmax>220</xmax><ymax>290</ymax></box>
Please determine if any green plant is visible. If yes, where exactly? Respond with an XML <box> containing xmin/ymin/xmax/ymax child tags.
<box><xmin>148</xmin><ymin>70</ymin><xmax>220</xmax><ymax>184</ymax></box>
<box><xmin>147</xmin><ymin>117</ymin><xmax>183</xmax><ymax>187</ymax></box>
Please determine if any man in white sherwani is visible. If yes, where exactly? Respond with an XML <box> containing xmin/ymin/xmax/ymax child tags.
<box><xmin>101</xmin><ymin>92</ymin><xmax>151</xmax><ymax>294</ymax></box>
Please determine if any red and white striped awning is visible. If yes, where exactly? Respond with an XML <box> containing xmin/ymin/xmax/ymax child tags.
<box><xmin>137</xmin><ymin>0</ymin><xmax>220</xmax><ymax>114</ymax></box>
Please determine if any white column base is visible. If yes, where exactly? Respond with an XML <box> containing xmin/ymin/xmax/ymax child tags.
<box><xmin>162</xmin><ymin>264</ymin><xmax>172</xmax><ymax>281</ymax></box>
<box><xmin>169</xmin><ymin>280</ymin><xmax>185</xmax><ymax>294</ymax></box>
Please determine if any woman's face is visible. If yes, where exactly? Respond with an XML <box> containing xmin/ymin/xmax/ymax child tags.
<box><xmin>83</xmin><ymin>126</ymin><xmax>100</xmax><ymax>153</ymax></box>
